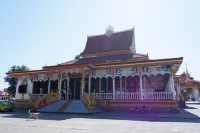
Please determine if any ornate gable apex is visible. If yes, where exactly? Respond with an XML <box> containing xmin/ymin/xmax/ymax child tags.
<box><xmin>81</xmin><ymin>28</ymin><xmax>136</xmax><ymax>58</ymax></box>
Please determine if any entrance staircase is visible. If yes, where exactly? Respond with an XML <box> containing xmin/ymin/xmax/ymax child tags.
<box><xmin>63</xmin><ymin>100</ymin><xmax>89</xmax><ymax>113</ymax></box>
<box><xmin>39</xmin><ymin>99</ymin><xmax>102</xmax><ymax>113</ymax></box>
<box><xmin>32</xmin><ymin>93</ymin><xmax>59</xmax><ymax>109</ymax></box>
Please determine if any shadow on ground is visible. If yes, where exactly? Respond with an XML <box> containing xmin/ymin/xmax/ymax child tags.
<box><xmin>1</xmin><ymin>108</ymin><xmax>200</xmax><ymax>123</ymax></box>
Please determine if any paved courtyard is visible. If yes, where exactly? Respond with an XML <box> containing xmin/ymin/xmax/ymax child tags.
<box><xmin>0</xmin><ymin>103</ymin><xmax>200</xmax><ymax>133</ymax></box>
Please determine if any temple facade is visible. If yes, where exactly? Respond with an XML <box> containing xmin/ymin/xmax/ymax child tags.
<box><xmin>8</xmin><ymin>28</ymin><xmax>183</xmax><ymax>112</ymax></box>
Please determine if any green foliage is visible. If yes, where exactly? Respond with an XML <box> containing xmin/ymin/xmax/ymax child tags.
<box><xmin>4</xmin><ymin>65</ymin><xmax>30</xmax><ymax>96</ymax></box>
<box><xmin>74</xmin><ymin>53</ymin><xmax>82</xmax><ymax>60</ymax></box>
<box><xmin>8</xmin><ymin>65</ymin><xmax>29</xmax><ymax>73</ymax></box>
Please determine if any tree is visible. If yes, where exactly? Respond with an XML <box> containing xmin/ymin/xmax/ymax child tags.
<box><xmin>4</xmin><ymin>65</ymin><xmax>30</xmax><ymax>96</ymax></box>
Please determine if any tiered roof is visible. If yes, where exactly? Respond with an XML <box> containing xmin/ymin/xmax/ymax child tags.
<box><xmin>7</xmin><ymin>28</ymin><xmax>183</xmax><ymax>77</ymax></box>
<box><xmin>61</xmin><ymin>28</ymin><xmax>148</xmax><ymax>65</ymax></box>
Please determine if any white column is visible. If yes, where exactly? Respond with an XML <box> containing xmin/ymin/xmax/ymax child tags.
<box><xmin>170</xmin><ymin>73</ymin><xmax>176</xmax><ymax>100</ymax></box>
<box><xmin>67</xmin><ymin>76</ymin><xmax>70</xmax><ymax>100</ymax></box>
<box><xmin>27</xmin><ymin>79</ymin><xmax>33</xmax><ymax>97</ymax></box>
<box><xmin>48</xmin><ymin>80</ymin><xmax>51</xmax><ymax>94</ymax></box>
<box><xmin>113</xmin><ymin>77</ymin><xmax>116</xmax><ymax>100</ymax></box>
<box><xmin>192</xmin><ymin>87</ymin><xmax>199</xmax><ymax>101</ymax></box>
<box><xmin>176</xmin><ymin>79</ymin><xmax>181</xmax><ymax>101</ymax></box>
<box><xmin>88</xmin><ymin>76</ymin><xmax>91</xmax><ymax>96</ymax></box>
<box><xmin>139</xmin><ymin>68</ymin><xmax>143</xmax><ymax>100</ymax></box>
<box><xmin>58</xmin><ymin>75</ymin><xmax>62</xmax><ymax>99</ymax></box>
<box><xmin>81</xmin><ymin>70</ymin><xmax>85</xmax><ymax>96</ymax></box>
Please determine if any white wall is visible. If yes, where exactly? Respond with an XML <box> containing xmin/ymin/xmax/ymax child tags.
<box><xmin>192</xmin><ymin>85</ymin><xmax>200</xmax><ymax>101</ymax></box>
<box><xmin>15</xmin><ymin>78</ymin><xmax>32</xmax><ymax>100</ymax></box>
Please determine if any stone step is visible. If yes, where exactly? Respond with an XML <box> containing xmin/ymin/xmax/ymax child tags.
<box><xmin>39</xmin><ymin>100</ymin><xmax>65</xmax><ymax>112</ymax></box>
<box><xmin>63</xmin><ymin>100</ymin><xmax>89</xmax><ymax>113</ymax></box>
<box><xmin>58</xmin><ymin>101</ymin><xmax>70</xmax><ymax>112</ymax></box>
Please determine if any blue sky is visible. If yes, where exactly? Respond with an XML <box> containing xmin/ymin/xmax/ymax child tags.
<box><xmin>0</xmin><ymin>0</ymin><xmax>200</xmax><ymax>89</ymax></box>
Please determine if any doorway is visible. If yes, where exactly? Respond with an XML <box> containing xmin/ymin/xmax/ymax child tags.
<box><xmin>69</xmin><ymin>78</ymin><xmax>81</xmax><ymax>100</ymax></box>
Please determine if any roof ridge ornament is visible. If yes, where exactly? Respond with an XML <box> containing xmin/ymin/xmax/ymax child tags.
<box><xmin>105</xmin><ymin>25</ymin><xmax>114</xmax><ymax>37</ymax></box>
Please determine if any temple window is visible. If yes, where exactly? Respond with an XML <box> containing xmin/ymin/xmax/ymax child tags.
<box><xmin>32</xmin><ymin>81</ymin><xmax>48</xmax><ymax>94</ymax></box>
<box><xmin>101</xmin><ymin>78</ymin><xmax>106</xmax><ymax>93</ymax></box>
<box><xmin>107</xmin><ymin>77</ymin><xmax>113</xmax><ymax>93</ymax></box>
<box><xmin>61</xmin><ymin>79</ymin><xmax>68</xmax><ymax>89</ymax></box>
<box><xmin>50</xmin><ymin>80</ymin><xmax>58</xmax><ymax>93</ymax></box>
<box><xmin>32</xmin><ymin>81</ymin><xmax>40</xmax><ymax>94</ymax></box>
<box><xmin>95</xmin><ymin>78</ymin><xmax>100</xmax><ymax>93</ymax></box>
<box><xmin>91</xmin><ymin>78</ymin><xmax>96</xmax><ymax>93</ymax></box>
<box><xmin>115</xmin><ymin>77</ymin><xmax>120</xmax><ymax>91</ymax></box>
<box><xmin>126</xmin><ymin>76</ymin><xmax>139</xmax><ymax>92</ymax></box>
<box><xmin>122</xmin><ymin>76</ymin><xmax>126</xmax><ymax>91</ymax></box>
<box><xmin>18</xmin><ymin>79</ymin><xmax>28</xmax><ymax>94</ymax></box>
<box><xmin>18</xmin><ymin>84</ymin><xmax>27</xmax><ymax>94</ymax></box>
<box><xmin>41</xmin><ymin>81</ymin><xmax>48</xmax><ymax>94</ymax></box>
<box><xmin>142</xmin><ymin>74</ymin><xmax>170</xmax><ymax>92</ymax></box>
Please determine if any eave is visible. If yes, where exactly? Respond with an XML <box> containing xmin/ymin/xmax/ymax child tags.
<box><xmin>43</xmin><ymin>63</ymin><xmax>91</xmax><ymax>70</ymax></box>
<box><xmin>7</xmin><ymin>64</ymin><xmax>91</xmax><ymax>78</ymax></box>
<box><xmin>94</xmin><ymin>57</ymin><xmax>183</xmax><ymax>73</ymax></box>
<box><xmin>7</xmin><ymin>57</ymin><xmax>183</xmax><ymax>78</ymax></box>
<box><xmin>6</xmin><ymin>69</ymin><xmax>49</xmax><ymax>77</ymax></box>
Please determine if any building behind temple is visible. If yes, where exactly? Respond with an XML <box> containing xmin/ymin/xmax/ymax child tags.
<box><xmin>176</xmin><ymin>72</ymin><xmax>200</xmax><ymax>102</ymax></box>
<box><xmin>8</xmin><ymin>27</ymin><xmax>183</xmax><ymax>113</ymax></box>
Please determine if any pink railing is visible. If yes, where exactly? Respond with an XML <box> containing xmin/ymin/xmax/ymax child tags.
<box><xmin>142</xmin><ymin>92</ymin><xmax>173</xmax><ymax>100</ymax></box>
<box><xmin>115</xmin><ymin>92</ymin><xmax>141</xmax><ymax>100</ymax></box>
<box><xmin>94</xmin><ymin>92</ymin><xmax>173</xmax><ymax>100</ymax></box>
<box><xmin>94</xmin><ymin>93</ymin><xmax>113</xmax><ymax>100</ymax></box>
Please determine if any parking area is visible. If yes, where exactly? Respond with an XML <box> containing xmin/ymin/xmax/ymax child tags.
<box><xmin>0</xmin><ymin>103</ymin><xmax>200</xmax><ymax>133</ymax></box>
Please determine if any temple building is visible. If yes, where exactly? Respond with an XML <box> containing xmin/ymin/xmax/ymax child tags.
<box><xmin>7</xmin><ymin>28</ymin><xmax>183</xmax><ymax>112</ymax></box>
<box><xmin>176</xmin><ymin>72</ymin><xmax>200</xmax><ymax>102</ymax></box>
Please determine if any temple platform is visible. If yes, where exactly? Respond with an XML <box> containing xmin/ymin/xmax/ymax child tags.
<box><xmin>38</xmin><ymin>99</ymin><xmax>178</xmax><ymax>113</ymax></box>
<box><xmin>96</xmin><ymin>100</ymin><xmax>179</xmax><ymax>112</ymax></box>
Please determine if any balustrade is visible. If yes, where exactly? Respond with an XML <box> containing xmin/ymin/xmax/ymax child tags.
<box><xmin>94</xmin><ymin>91</ymin><xmax>173</xmax><ymax>100</ymax></box>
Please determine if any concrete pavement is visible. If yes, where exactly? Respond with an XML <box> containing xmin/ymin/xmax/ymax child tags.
<box><xmin>0</xmin><ymin>103</ymin><xmax>200</xmax><ymax>133</ymax></box>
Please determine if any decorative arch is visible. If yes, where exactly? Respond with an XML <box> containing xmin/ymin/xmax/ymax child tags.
<box><xmin>107</xmin><ymin>77</ymin><xmax>113</xmax><ymax>93</ymax></box>
<box><xmin>126</xmin><ymin>76</ymin><xmax>139</xmax><ymax>92</ymax></box>
<box><xmin>142</xmin><ymin>75</ymin><xmax>149</xmax><ymax>91</ymax></box>
<box><xmin>61</xmin><ymin>79</ymin><xmax>68</xmax><ymax>90</ymax></box>
<box><xmin>95</xmin><ymin>77</ymin><xmax>100</xmax><ymax>93</ymax></box>
<box><xmin>41</xmin><ymin>80</ymin><xmax>48</xmax><ymax>94</ymax></box>
<box><xmin>18</xmin><ymin>79</ymin><xmax>28</xmax><ymax>94</ymax></box>
<box><xmin>122</xmin><ymin>76</ymin><xmax>126</xmax><ymax>91</ymax></box>
<box><xmin>101</xmin><ymin>77</ymin><xmax>106</xmax><ymax>93</ymax></box>
<box><xmin>142</xmin><ymin>73</ymin><xmax>170</xmax><ymax>92</ymax></box>
<box><xmin>134</xmin><ymin>75</ymin><xmax>140</xmax><ymax>92</ymax></box>
<box><xmin>115</xmin><ymin>76</ymin><xmax>120</xmax><ymax>92</ymax></box>
<box><xmin>50</xmin><ymin>80</ymin><xmax>58</xmax><ymax>93</ymax></box>
<box><xmin>91</xmin><ymin>77</ymin><xmax>96</xmax><ymax>93</ymax></box>
<box><xmin>33</xmin><ymin>80</ymin><xmax>48</xmax><ymax>94</ymax></box>
<box><xmin>33</xmin><ymin>81</ymin><xmax>40</xmax><ymax>94</ymax></box>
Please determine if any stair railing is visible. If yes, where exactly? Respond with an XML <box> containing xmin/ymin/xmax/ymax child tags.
<box><xmin>82</xmin><ymin>93</ymin><xmax>95</xmax><ymax>112</ymax></box>
<box><xmin>32</xmin><ymin>92</ymin><xmax>59</xmax><ymax>109</ymax></box>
